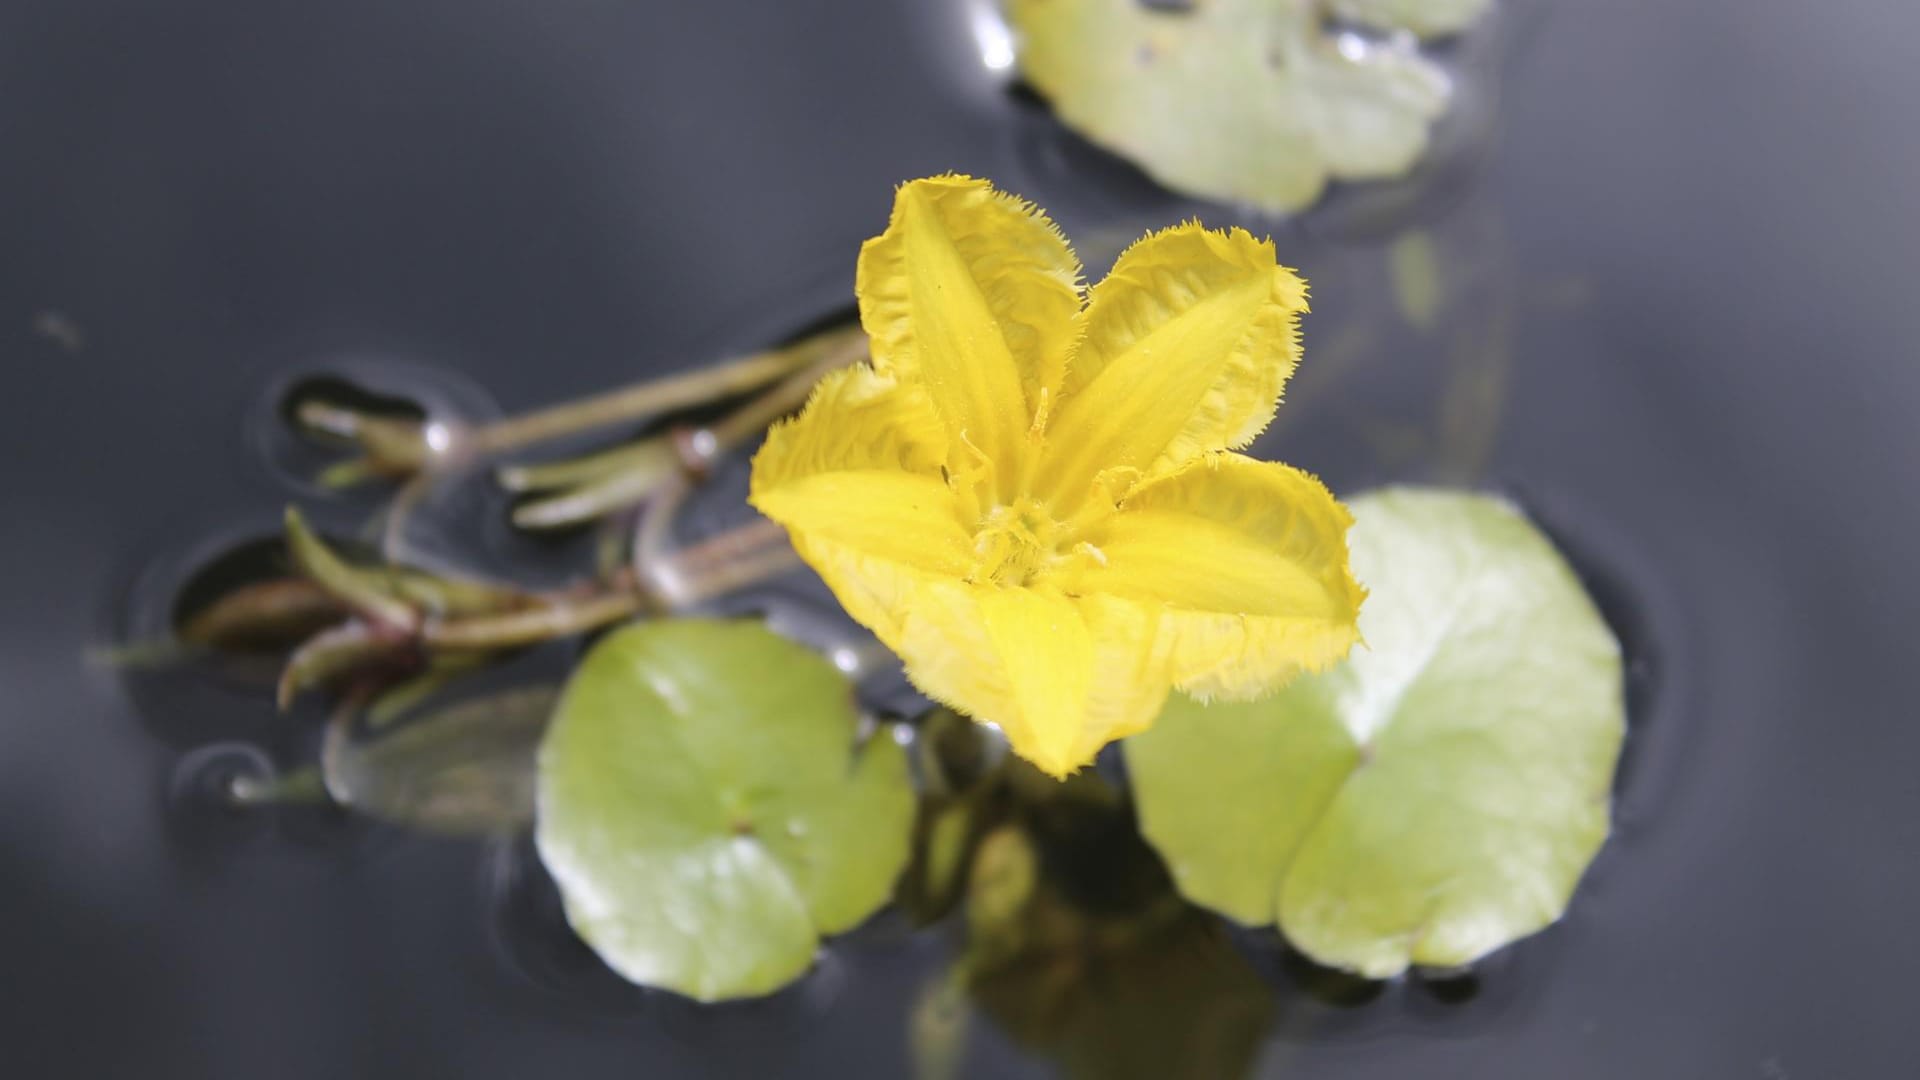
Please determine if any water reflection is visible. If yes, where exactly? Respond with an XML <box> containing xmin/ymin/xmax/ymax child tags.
<box><xmin>901</xmin><ymin>736</ymin><xmax>1276</xmax><ymax>1080</ymax></box>
<box><xmin>105</xmin><ymin>518</ymin><xmax>340</xmax><ymax>752</ymax></box>
<box><xmin>895</xmin><ymin>699</ymin><xmax>1597</xmax><ymax>1074</ymax></box>
<box><xmin>965</xmin><ymin>0</ymin><xmax>1017</xmax><ymax>74</ymax></box>
<box><xmin>246</xmin><ymin>358</ymin><xmax>500</xmax><ymax>505</ymax></box>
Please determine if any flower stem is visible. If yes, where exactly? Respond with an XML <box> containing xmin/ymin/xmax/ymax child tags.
<box><xmin>507</xmin><ymin>439</ymin><xmax>683</xmax><ymax>530</ymax></box>
<box><xmin>472</xmin><ymin>324</ymin><xmax>864</xmax><ymax>456</ymax></box>
<box><xmin>668</xmin><ymin>546</ymin><xmax>804</xmax><ymax>607</ymax></box>
<box><xmin>670</xmin><ymin>517</ymin><xmax>790</xmax><ymax>572</ymax></box>
<box><xmin>496</xmin><ymin>437</ymin><xmax>667</xmax><ymax>494</ymax></box>
<box><xmin>504</xmin><ymin>331</ymin><xmax>865</xmax><ymax>532</ymax></box>
<box><xmin>633</xmin><ymin>497</ymin><xmax>800</xmax><ymax>609</ymax></box>
<box><xmin>286</xmin><ymin>507</ymin><xmax>418</xmax><ymax>631</ymax></box>
<box><xmin>419</xmin><ymin>588</ymin><xmax>647</xmax><ymax>650</ymax></box>
<box><xmin>295</xmin><ymin>324</ymin><xmax>864</xmax><ymax>489</ymax></box>
<box><xmin>632</xmin><ymin>476</ymin><xmax>692</xmax><ymax>596</ymax></box>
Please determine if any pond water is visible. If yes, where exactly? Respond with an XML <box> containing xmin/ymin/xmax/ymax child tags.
<box><xmin>3</xmin><ymin>0</ymin><xmax>1916</xmax><ymax>1076</ymax></box>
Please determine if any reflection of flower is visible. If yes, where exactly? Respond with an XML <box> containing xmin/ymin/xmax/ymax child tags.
<box><xmin>751</xmin><ymin>175</ymin><xmax>1363</xmax><ymax>777</ymax></box>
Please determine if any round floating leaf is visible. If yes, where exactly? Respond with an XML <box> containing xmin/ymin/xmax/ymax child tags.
<box><xmin>1009</xmin><ymin>0</ymin><xmax>1477</xmax><ymax>212</ymax></box>
<box><xmin>1126</xmin><ymin>488</ymin><xmax>1624</xmax><ymax>977</ymax></box>
<box><xmin>535</xmin><ymin>619</ymin><xmax>914</xmax><ymax>1002</ymax></box>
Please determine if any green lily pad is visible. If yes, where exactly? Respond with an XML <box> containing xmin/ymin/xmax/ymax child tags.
<box><xmin>1125</xmin><ymin>488</ymin><xmax>1624</xmax><ymax>977</ymax></box>
<box><xmin>535</xmin><ymin>618</ymin><xmax>914</xmax><ymax>1001</ymax></box>
<box><xmin>1009</xmin><ymin>0</ymin><xmax>1482</xmax><ymax>213</ymax></box>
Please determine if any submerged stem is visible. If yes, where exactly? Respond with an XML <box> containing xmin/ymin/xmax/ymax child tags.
<box><xmin>286</xmin><ymin>508</ymin><xmax>418</xmax><ymax>631</ymax></box>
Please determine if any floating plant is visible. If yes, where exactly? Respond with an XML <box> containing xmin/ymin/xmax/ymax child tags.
<box><xmin>128</xmin><ymin>176</ymin><xmax>1625</xmax><ymax>1026</ymax></box>
<box><xmin>752</xmin><ymin>175</ymin><xmax>1364</xmax><ymax>777</ymax></box>
<box><xmin>536</xmin><ymin>620</ymin><xmax>913</xmax><ymax>1002</ymax></box>
<box><xmin>1007</xmin><ymin>0</ymin><xmax>1494</xmax><ymax>212</ymax></box>
<box><xmin>1128</xmin><ymin>488</ymin><xmax>1624</xmax><ymax>976</ymax></box>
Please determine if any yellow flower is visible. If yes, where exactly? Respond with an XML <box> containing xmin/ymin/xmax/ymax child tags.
<box><xmin>750</xmin><ymin>175</ymin><xmax>1364</xmax><ymax>777</ymax></box>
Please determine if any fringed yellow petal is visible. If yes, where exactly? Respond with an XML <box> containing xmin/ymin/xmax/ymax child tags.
<box><xmin>855</xmin><ymin>175</ymin><xmax>1083</xmax><ymax>496</ymax></box>
<box><xmin>784</xmin><ymin>532</ymin><xmax>954</xmax><ymax>655</ymax></box>
<box><xmin>975</xmin><ymin>586</ymin><xmax>1093</xmax><ymax>776</ymax></box>
<box><xmin>883</xmin><ymin>584</ymin><xmax>1170</xmax><ymax>778</ymax></box>
<box><xmin>1065</xmin><ymin>452</ymin><xmax>1364</xmax><ymax>701</ymax></box>
<box><xmin>749</xmin><ymin>365</ymin><xmax>970</xmax><ymax>579</ymax></box>
<box><xmin>751</xmin><ymin>363</ymin><xmax>947</xmax><ymax>486</ymax></box>
<box><xmin>753</xmin><ymin>179</ymin><xmax>1357</xmax><ymax>782</ymax></box>
<box><xmin>1060</xmin><ymin>593</ymin><xmax>1178</xmax><ymax>767</ymax></box>
<box><xmin>1039</xmin><ymin>223</ymin><xmax>1307</xmax><ymax>511</ymax></box>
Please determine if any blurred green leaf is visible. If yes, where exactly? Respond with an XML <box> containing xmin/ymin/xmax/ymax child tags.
<box><xmin>1331</xmin><ymin>0</ymin><xmax>1492</xmax><ymax>40</ymax></box>
<box><xmin>1126</xmin><ymin>488</ymin><xmax>1624</xmax><ymax>977</ymax></box>
<box><xmin>323</xmin><ymin>686</ymin><xmax>558</xmax><ymax>835</ymax></box>
<box><xmin>535</xmin><ymin>619</ymin><xmax>914</xmax><ymax>1001</ymax></box>
<box><xmin>1010</xmin><ymin>0</ymin><xmax>1471</xmax><ymax>212</ymax></box>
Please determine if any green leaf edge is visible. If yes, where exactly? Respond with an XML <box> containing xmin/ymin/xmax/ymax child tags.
<box><xmin>533</xmin><ymin>618</ymin><xmax>916</xmax><ymax>1002</ymax></box>
<box><xmin>1126</xmin><ymin>486</ymin><xmax>1626</xmax><ymax>977</ymax></box>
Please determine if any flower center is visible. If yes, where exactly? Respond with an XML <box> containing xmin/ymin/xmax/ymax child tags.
<box><xmin>968</xmin><ymin>499</ymin><xmax>1072</xmax><ymax>588</ymax></box>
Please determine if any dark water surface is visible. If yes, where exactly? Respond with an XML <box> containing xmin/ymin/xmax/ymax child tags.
<box><xmin>3</xmin><ymin>1</ymin><xmax>1917</xmax><ymax>1076</ymax></box>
